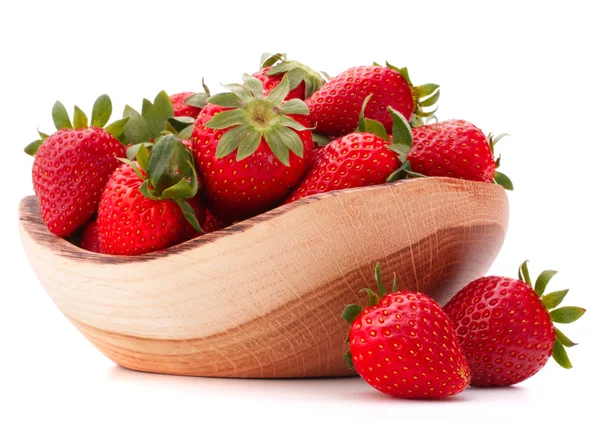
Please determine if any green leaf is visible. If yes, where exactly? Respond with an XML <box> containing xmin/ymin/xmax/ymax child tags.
<box><xmin>260</xmin><ymin>52</ymin><xmax>284</xmax><ymax>68</ymax></box>
<box><xmin>147</xmin><ymin>135</ymin><xmax>176</xmax><ymax>188</ymax></box>
<box><xmin>24</xmin><ymin>139</ymin><xmax>43</xmax><ymax>156</ymax></box>
<box><xmin>123</xmin><ymin>105</ymin><xmax>152</xmax><ymax>144</ymax></box>
<box><xmin>534</xmin><ymin>270</ymin><xmax>558</xmax><ymax>297</ymax></box>
<box><xmin>136</xmin><ymin>143</ymin><xmax>150</xmax><ymax>172</ymax></box>
<box><xmin>52</xmin><ymin>101</ymin><xmax>72</xmax><ymax>130</ymax></box>
<box><xmin>215</xmin><ymin>125</ymin><xmax>251</xmax><ymax>159</ymax></box>
<box><xmin>206</xmin><ymin>109</ymin><xmax>246</xmax><ymax>130</ymax></box>
<box><xmin>549</xmin><ymin>306</ymin><xmax>586</xmax><ymax>324</ymax></box>
<box><xmin>279</xmin><ymin>99</ymin><xmax>310</xmax><ymax>115</ymax></box>
<box><xmin>357</xmin><ymin>94</ymin><xmax>373</xmax><ymax>132</ymax></box>
<box><xmin>235</xmin><ymin>129</ymin><xmax>262</xmax><ymax>161</ymax></box>
<box><xmin>341</xmin><ymin>304</ymin><xmax>362</xmax><ymax>325</ymax></box>
<box><xmin>360</xmin><ymin>288</ymin><xmax>380</xmax><ymax>307</ymax></box>
<box><xmin>162</xmin><ymin>177</ymin><xmax>194</xmax><ymax>199</ymax></box>
<box><xmin>387</xmin><ymin>143</ymin><xmax>411</xmax><ymax>162</ymax></box>
<box><xmin>279</xmin><ymin>115</ymin><xmax>311</xmax><ymax>131</ymax></box>
<box><xmin>554</xmin><ymin>327</ymin><xmax>577</xmax><ymax>347</ymax></box>
<box><xmin>541</xmin><ymin>289</ymin><xmax>569</xmax><ymax>310</ymax></box>
<box><xmin>91</xmin><ymin>94</ymin><xmax>112</xmax><ymax>128</ymax></box>
<box><xmin>154</xmin><ymin>90</ymin><xmax>175</xmax><ymax>123</ymax></box>
<box><xmin>343</xmin><ymin>350</ymin><xmax>354</xmax><ymax>369</ymax></box>
<box><xmin>490</xmin><ymin>133</ymin><xmax>510</xmax><ymax>147</ymax></box>
<box><xmin>73</xmin><ymin>105</ymin><xmax>88</xmax><ymax>129</ymax></box>
<box><xmin>265</xmin><ymin>74</ymin><xmax>290</xmax><ymax>107</ymax></box>
<box><xmin>388</xmin><ymin>107</ymin><xmax>412</xmax><ymax>147</ymax></box>
<box><xmin>175</xmin><ymin>199</ymin><xmax>204</xmax><ymax>234</ymax></box>
<box><xmin>104</xmin><ymin>117</ymin><xmax>130</xmax><ymax>140</ymax></box>
<box><xmin>518</xmin><ymin>260</ymin><xmax>532</xmax><ymax>286</ymax></box>
<box><xmin>38</xmin><ymin>130</ymin><xmax>49</xmax><ymax>140</ymax></box>
<box><xmin>364</xmin><ymin>119</ymin><xmax>388</xmax><ymax>140</ymax></box>
<box><xmin>312</xmin><ymin>132</ymin><xmax>331</xmax><ymax>147</ymax></box>
<box><xmin>374</xmin><ymin>263</ymin><xmax>386</xmax><ymax>297</ymax></box>
<box><xmin>178</xmin><ymin>125</ymin><xmax>194</xmax><ymax>140</ymax></box>
<box><xmin>242</xmin><ymin>73</ymin><xmax>265</xmax><ymax>98</ymax></box>
<box><xmin>221</xmin><ymin>83</ymin><xmax>253</xmax><ymax>104</ymax></box>
<box><xmin>419</xmin><ymin>90</ymin><xmax>440</xmax><ymax>107</ymax></box>
<box><xmin>415</xmin><ymin>83</ymin><xmax>440</xmax><ymax>99</ymax></box>
<box><xmin>284</xmin><ymin>68</ymin><xmax>305</xmax><ymax>91</ymax></box>
<box><xmin>386</xmin><ymin>160</ymin><xmax>411</xmax><ymax>183</ymax></box>
<box><xmin>185</xmin><ymin>92</ymin><xmax>209</xmax><ymax>109</ymax></box>
<box><xmin>168</xmin><ymin>116</ymin><xmax>196</xmax><ymax>132</ymax></box>
<box><xmin>202</xmin><ymin>78</ymin><xmax>211</xmax><ymax>96</ymax></box>
<box><xmin>264</xmin><ymin>124</ymin><xmax>305</xmax><ymax>164</ymax></box>
<box><xmin>494</xmin><ymin>171</ymin><xmax>514</xmax><ymax>191</ymax></box>
<box><xmin>208</xmin><ymin>92</ymin><xmax>246</xmax><ymax>109</ymax></box>
<box><xmin>552</xmin><ymin>340</ymin><xmax>572</xmax><ymax>369</ymax></box>
<box><xmin>139</xmin><ymin>179</ymin><xmax>160</xmax><ymax>200</ymax></box>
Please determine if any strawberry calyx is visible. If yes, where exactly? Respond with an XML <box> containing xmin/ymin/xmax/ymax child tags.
<box><xmin>117</xmin><ymin>133</ymin><xmax>203</xmax><ymax>233</ymax></box>
<box><xmin>260</xmin><ymin>53</ymin><xmax>326</xmax><ymax>99</ymax></box>
<box><xmin>205</xmin><ymin>73</ymin><xmax>312</xmax><ymax>167</ymax></box>
<box><xmin>517</xmin><ymin>260</ymin><xmax>586</xmax><ymax>369</ymax></box>
<box><xmin>173</xmin><ymin>79</ymin><xmax>212</xmax><ymax>138</ymax></box>
<box><xmin>375</xmin><ymin>61</ymin><xmax>440</xmax><ymax>126</ymax></box>
<box><xmin>24</xmin><ymin>94</ymin><xmax>130</xmax><ymax>156</ymax></box>
<box><xmin>488</xmin><ymin>133</ymin><xmax>514</xmax><ymax>190</ymax></box>
<box><xmin>341</xmin><ymin>264</ymin><xmax>398</xmax><ymax>369</ymax></box>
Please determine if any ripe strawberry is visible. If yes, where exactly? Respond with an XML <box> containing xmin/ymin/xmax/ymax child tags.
<box><xmin>342</xmin><ymin>265</ymin><xmax>470</xmax><ymax>399</ymax></box>
<box><xmin>98</xmin><ymin>134</ymin><xmax>203</xmax><ymax>255</ymax></box>
<box><xmin>81</xmin><ymin>220</ymin><xmax>101</xmax><ymax>253</ymax></box>
<box><xmin>407</xmin><ymin>119</ymin><xmax>512</xmax><ymax>187</ymax></box>
<box><xmin>285</xmin><ymin>98</ymin><xmax>409</xmax><ymax>203</ymax></box>
<box><xmin>307</xmin><ymin>62</ymin><xmax>438</xmax><ymax>137</ymax></box>
<box><xmin>252</xmin><ymin>53</ymin><xmax>325</xmax><ymax>100</ymax></box>
<box><xmin>170</xmin><ymin>92</ymin><xmax>202</xmax><ymax>118</ymax></box>
<box><xmin>202</xmin><ymin>208</ymin><xmax>225</xmax><ymax>233</ymax></box>
<box><xmin>444</xmin><ymin>261</ymin><xmax>585</xmax><ymax>387</ymax></box>
<box><xmin>26</xmin><ymin>95</ymin><xmax>129</xmax><ymax>236</ymax></box>
<box><xmin>191</xmin><ymin>73</ymin><xmax>313</xmax><ymax>220</ymax></box>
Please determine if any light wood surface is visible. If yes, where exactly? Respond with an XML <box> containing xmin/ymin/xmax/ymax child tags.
<box><xmin>19</xmin><ymin>178</ymin><xmax>509</xmax><ymax>378</ymax></box>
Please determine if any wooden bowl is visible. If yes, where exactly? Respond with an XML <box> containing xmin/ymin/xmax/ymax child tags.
<box><xmin>19</xmin><ymin>177</ymin><xmax>508</xmax><ymax>378</ymax></box>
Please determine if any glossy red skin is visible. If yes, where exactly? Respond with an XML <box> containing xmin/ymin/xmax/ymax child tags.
<box><xmin>202</xmin><ymin>208</ymin><xmax>225</xmax><ymax>233</ymax></box>
<box><xmin>350</xmin><ymin>291</ymin><xmax>470</xmax><ymax>399</ymax></box>
<box><xmin>80</xmin><ymin>220</ymin><xmax>101</xmax><ymax>253</ymax></box>
<box><xmin>97</xmin><ymin>163</ymin><xmax>200</xmax><ymax>255</ymax></box>
<box><xmin>285</xmin><ymin>132</ymin><xmax>399</xmax><ymax>203</ymax></box>
<box><xmin>191</xmin><ymin>104</ymin><xmax>313</xmax><ymax>220</ymax></box>
<box><xmin>307</xmin><ymin>66</ymin><xmax>414</xmax><ymax>137</ymax></box>
<box><xmin>444</xmin><ymin>276</ymin><xmax>555</xmax><ymax>387</ymax></box>
<box><xmin>170</xmin><ymin>92</ymin><xmax>202</xmax><ymax>118</ymax></box>
<box><xmin>252</xmin><ymin>67</ymin><xmax>306</xmax><ymax>100</ymax></box>
<box><xmin>409</xmin><ymin>120</ymin><xmax>495</xmax><ymax>182</ymax></box>
<box><xmin>32</xmin><ymin>127</ymin><xmax>125</xmax><ymax>237</ymax></box>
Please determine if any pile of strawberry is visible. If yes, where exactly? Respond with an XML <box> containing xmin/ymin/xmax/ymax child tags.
<box><xmin>26</xmin><ymin>53</ymin><xmax>512</xmax><ymax>255</ymax></box>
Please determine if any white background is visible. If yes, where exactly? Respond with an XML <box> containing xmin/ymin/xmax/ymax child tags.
<box><xmin>1</xmin><ymin>1</ymin><xmax>598</xmax><ymax>433</ymax></box>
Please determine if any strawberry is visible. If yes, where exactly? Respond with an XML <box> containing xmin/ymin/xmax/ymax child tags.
<box><xmin>252</xmin><ymin>53</ymin><xmax>326</xmax><ymax>100</ymax></box>
<box><xmin>444</xmin><ymin>261</ymin><xmax>585</xmax><ymax>387</ymax></box>
<box><xmin>405</xmin><ymin>119</ymin><xmax>512</xmax><ymax>188</ymax></box>
<box><xmin>285</xmin><ymin>97</ymin><xmax>410</xmax><ymax>203</ymax></box>
<box><xmin>179</xmin><ymin>197</ymin><xmax>206</xmax><ymax>242</ymax></box>
<box><xmin>169</xmin><ymin>80</ymin><xmax>211</xmax><ymax>119</ymax></box>
<box><xmin>191</xmin><ymin>74</ymin><xmax>313</xmax><ymax>220</ymax></box>
<box><xmin>307</xmin><ymin>62</ymin><xmax>438</xmax><ymax>137</ymax></box>
<box><xmin>202</xmin><ymin>208</ymin><xmax>225</xmax><ymax>233</ymax></box>
<box><xmin>97</xmin><ymin>134</ymin><xmax>203</xmax><ymax>255</ymax></box>
<box><xmin>342</xmin><ymin>265</ymin><xmax>471</xmax><ymax>399</ymax></box>
<box><xmin>80</xmin><ymin>220</ymin><xmax>101</xmax><ymax>253</ymax></box>
<box><xmin>25</xmin><ymin>95</ymin><xmax>129</xmax><ymax>236</ymax></box>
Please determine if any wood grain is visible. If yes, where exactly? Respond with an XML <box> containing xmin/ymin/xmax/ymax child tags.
<box><xmin>19</xmin><ymin>178</ymin><xmax>509</xmax><ymax>378</ymax></box>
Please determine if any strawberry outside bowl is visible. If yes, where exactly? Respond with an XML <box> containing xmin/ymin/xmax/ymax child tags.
<box><xmin>18</xmin><ymin>177</ymin><xmax>509</xmax><ymax>378</ymax></box>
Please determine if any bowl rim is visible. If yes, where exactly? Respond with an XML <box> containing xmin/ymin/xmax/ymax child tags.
<box><xmin>19</xmin><ymin>177</ymin><xmax>503</xmax><ymax>264</ymax></box>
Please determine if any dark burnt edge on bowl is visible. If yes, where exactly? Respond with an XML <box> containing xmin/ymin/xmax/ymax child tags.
<box><xmin>18</xmin><ymin>177</ymin><xmax>497</xmax><ymax>265</ymax></box>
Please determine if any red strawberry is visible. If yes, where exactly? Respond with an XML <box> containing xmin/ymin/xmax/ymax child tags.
<box><xmin>307</xmin><ymin>62</ymin><xmax>438</xmax><ymax>137</ymax></box>
<box><xmin>170</xmin><ymin>92</ymin><xmax>202</xmax><ymax>118</ymax></box>
<box><xmin>26</xmin><ymin>95</ymin><xmax>129</xmax><ymax>236</ymax></box>
<box><xmin>191</xmin><ymin>74</ymin><xmax>313</xmax><ymax>220</ymax></box>
<box><xmin>343</xmin><ymin>265</ymin><xmax>471</xmax><ymax>399</ymax></box>
<box><xmin>202</xmin><ymin>208</ymin><xmax>225</xmax><ymax>233</ymax></box>
<box><xmin>98</xmin><ymin>134</ymin><xmax>203</xmax><ymax>255</ymax></box>
<box><xmin>81</xmin><ymin>220</ymin><xmax>101</xmax><ymax>253</ymax></box>
<box><xmin>444</xmin><ymin>261</ymin><xmax>585</xmax><ymax>387</ymax></box>
<box><xmin>286</xmin><ymin>99</ymin><xmax>409</xmax><ymax>203</ymax></box>
<box><xmin>252</xmin><ymin>53</ymin><xmax>325</xmax><ymax>101</ymax></box>
<box><xmin>408</xmin><ymin>119</ymin><xmax>508</xmax><ymax>185</ymax></box>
